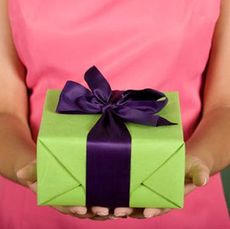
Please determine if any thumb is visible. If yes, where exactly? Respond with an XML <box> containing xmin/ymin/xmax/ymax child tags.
<box><xmin>16</xmin><ymin>160</ymin><xmax>37</xmax><ymax>185</ymax></box>
<box><xmin>186</xmin><ymin>156</ymin><xmax>210</xmax><ymax>187</ymax></box>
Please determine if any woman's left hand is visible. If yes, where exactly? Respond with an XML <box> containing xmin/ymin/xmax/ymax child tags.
<box><xmin>109</xmin><ymin>153</ymin><xmax>211</xmax><ymax>219</ymax></box>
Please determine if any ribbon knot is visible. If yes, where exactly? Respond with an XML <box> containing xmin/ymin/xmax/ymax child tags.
<box><xmin>101</xmin><ymin>103</ymin><xmax>116</xmax><ymax>113</ymax></box>
<box><xmin>56</xmin><ymin>65</ymin><xmax>176</xmax><ymax>208</ymax></box>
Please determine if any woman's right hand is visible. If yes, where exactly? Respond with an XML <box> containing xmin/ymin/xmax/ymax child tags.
<box><xmin>16</xmin><ymin>160</ymin><xmax>114</xmax><ymax>221</ymax></box>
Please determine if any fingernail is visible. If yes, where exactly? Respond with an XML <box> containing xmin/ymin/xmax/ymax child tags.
<box><xmin>77</xmin><ymin>209</ymin><xmax>87</xmax><ymax>215</ymax></box>
<box><xmin>145</xmin><ymin>209</ymin><xmax>161</xmax><ymax>218</ymax></box>
<box><xmin>71</xmin><ymin>208</ymin><xmax>87</xmax><ymax>215</ymax></box>
<box><xmin>109</xmin><ymin>216</ymin><xmax>120</xmax><ymax>220</ymax></box>
<box><xmin>115</xmin><ymin>212</ymin><xmax>127</xmax><ymax>217</ymax></box>
<box><xmin>145</xmin><ymin>213</ymin><xmax>154</xmax><ymax>218</ymax></box>
<box><xmin>16</xmin><ymin>169</ymin><xmax>24</xmax><ymax>178</ymax></box>
<box><xmin>202</xmin><ymin>177</ymin><xmax>208</xmax><ymax>186</ymax></box>
<box><xmin>96</xmin><ymin>210</ymin><xmax>108</xmax><ymax>216</ymax></box>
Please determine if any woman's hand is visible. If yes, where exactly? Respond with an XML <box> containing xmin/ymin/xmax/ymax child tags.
<box><xmin>109</xmin><ymin>153</ymin><xmax>211</xmax><ymax>219</ymax></box>
<box><xmin>16</xmin><ymin>160</ymin><xmax>115</xmax><ymax>221</ymax></box>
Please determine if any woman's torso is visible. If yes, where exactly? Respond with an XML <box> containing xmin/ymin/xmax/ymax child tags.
<box><xmin>0</xmin><ymin>0</ymin><xmax>229</xmax><ymax>228</ymax></box>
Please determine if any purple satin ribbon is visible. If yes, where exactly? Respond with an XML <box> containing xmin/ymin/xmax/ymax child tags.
<box><xmin>56</xmin><ymin>65</ymin><xmax>175</xmax><ymax>208</ymax></box>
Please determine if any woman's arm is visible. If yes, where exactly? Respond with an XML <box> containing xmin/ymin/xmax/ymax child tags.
<box><xmin>113</xmin><ymin>0</ymin><xmax>230</xmax><ymax>219</ymax></box>
<box><xmin>186</xmin><ymin>0</ymin><xmax>230</xmax><ymax>175</ymax></box>
<box><xmin>0</xmin><ymin>0</ymin><xmax>111</xmax><ymax>220</ymax></box>
<box><xmin>0</xmin><ymin>0</ymin><xmax>36</xmax><ymax>184</ymax></box>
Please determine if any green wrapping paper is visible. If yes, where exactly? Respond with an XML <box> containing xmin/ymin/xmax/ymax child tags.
<box><xmin>37</xmin><ymin>90</ymin><xmax>185</xmax><ymax>208</ymax></box>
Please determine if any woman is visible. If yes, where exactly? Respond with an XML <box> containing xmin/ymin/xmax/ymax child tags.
<box><xmin>0</xmin><ymin>0</ymin><xmax>229</xmax><ymax>228</ymax></box>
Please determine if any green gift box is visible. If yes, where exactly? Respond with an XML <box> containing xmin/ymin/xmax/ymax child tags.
<box><xmin>37</xmin><ymin>89</ymin><xmax>185</xmax><ymax>208</ymax></box>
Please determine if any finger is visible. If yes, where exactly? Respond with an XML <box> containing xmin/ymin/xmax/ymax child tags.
<box><xmin>72</xmin><ymin>211</ymin><xmax>94</xmax><ymax>219</ymax></box>
<box><xmin>189</xmin><ymin>163</ymin><xmax>209</xmax><ymax>187</ymax></box>
<box><xmin>143</xmin><ymin>208</ymin><xmax>163</xmax><ymax>218</ymax></box>
<box><xmin>69</xmin><ymin>206</ymin><xmax>88</xmax><ymax>215</ymax></box>
<box><xmin>128</xmin><ymin>208</ymin><xmax>145</xmax><ymax>219</ymax></box>
<box><xmin>89</xmin><ymin>215</ymin><xmax>111</xmax><ymax>221</ymax></box>
<box><xmin>52</xmin><ymin>206</ymin><xmax>93</xmax><ymax>219</ymax></box>
<box><xmin>69</xmin><ymin>206</ymin><xmax>96</xmax><ymax>218</ymax></box>
<box><xmin>28</xmin><ymin>182</ymin><xmax>37</xmax><ymax>193</ymax></box>
<box><xmin>109</xmin><ymin>215</ymin><xmax>124</xmax><ymax>220</ymax></box>
<box><xmin>16</xmin><ymin>160</ymin><xmax>37</xmax><ymax>183</ymax></box>
<box><xmin>91</xmin><ymin>206</ymin><xmax>109</xmax><ymax>216</ymax></box>
<box><xmin>157</xmin><ymin>208</ymin><xmax>171</xmax><ymax>216</ymax></box>
<box><xmin>114</xmin><ymin>207</ymin><xmax>134</xmax><ymax>217</ymax></box>
<box><xmin>184</xmin><ymin>183</ymin><xmax>196</xmax><ymax>196</ymax></box>
<box><xmin>185</xmin><ymin>155</ymin><xmax>210</xmax><ymax>187</ymax></box>
<box><xmin>51</xmin><ymin>205</ymin><xmax>72</xmax><ymax>215</ymax></box>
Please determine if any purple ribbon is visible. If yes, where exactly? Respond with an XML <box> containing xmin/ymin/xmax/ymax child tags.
<box><xmin>56</xmin><ymin>65</ymin><xmax>175</xmax><ymax>208</ymax></box>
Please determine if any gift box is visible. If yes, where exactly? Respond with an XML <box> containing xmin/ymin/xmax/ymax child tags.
<box><xmin>37</xmin><ymin>66</ymin><xmax>185</xmax><ymax>208</ymax></box>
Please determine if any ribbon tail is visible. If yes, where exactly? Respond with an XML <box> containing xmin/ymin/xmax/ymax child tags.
<box><xmin>153</xmin><ymin>115</ymin><xmax>177</xmax><ymax>126</ymax></box>
<box><xmin>86</xmin><ymin>110</ymin><xmax>131</xmax><ymax>208</ymax></box>
<box><xmin>114</xmin><ymin>106</ymin><xmax>177</xmax><ymax>126</ymax></box>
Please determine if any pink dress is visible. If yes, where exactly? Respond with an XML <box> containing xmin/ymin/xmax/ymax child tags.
<box><xmin>0</xmin><ymin>0</ymin><xmax>229</xmax><ymax>228</ymax></box>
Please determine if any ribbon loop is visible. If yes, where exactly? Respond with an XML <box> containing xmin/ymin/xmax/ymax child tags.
<box><xmin>84</xmin><ymin>66</ymin><xmax>112</xmax><ymax>104</ymax></box>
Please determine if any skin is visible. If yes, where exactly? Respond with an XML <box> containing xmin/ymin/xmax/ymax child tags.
<box><xmin>0</xmin><ymin>0</ymin><xmax>230</xmax><ymax>221</ymax></box>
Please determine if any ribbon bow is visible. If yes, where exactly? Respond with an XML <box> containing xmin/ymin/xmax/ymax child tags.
<box><xmin>56</xmin><ymin>65</ymin><xmax>175</xmax><ymax>208</ymax></box>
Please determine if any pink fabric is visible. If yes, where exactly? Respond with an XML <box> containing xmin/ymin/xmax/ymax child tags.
<box><xmin>0</xmin><ymin>0</ymin><xmax>229</xmax><ymax>228</ymax></box>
